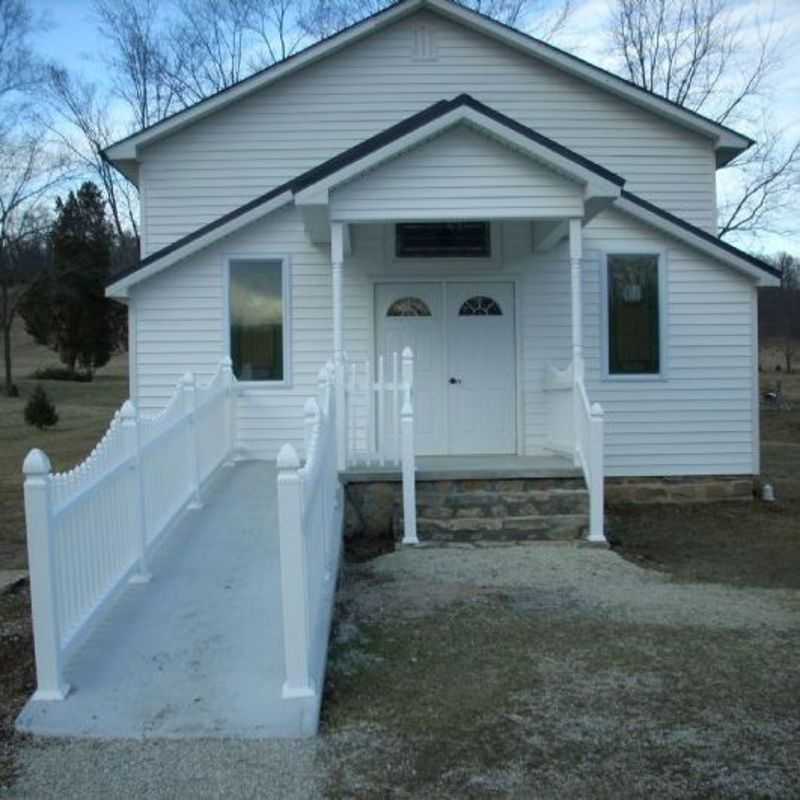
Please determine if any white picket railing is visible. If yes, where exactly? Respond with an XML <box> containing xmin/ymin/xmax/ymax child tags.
<box><xmin>344</xmin><ymin>349</ymin><xmax>411</xmax><ymax>468</ymax></box>
<box><xmin>543</xmin><ymin>362</ymin><xmax>605</xmax><ymax>542</ymax></box>
<box><xmin>276</xmin><ymin>363</ymin><xmax>342</xmax><ymax>700</ymax></box>
<box><xmin>22</xmin><ymin>358</ymin><xmax>237</xmax><ymax>702</ymax></box>
<box><xmin>342</xmin><ymin>347</ymin><xmax>417</xmax><ymax>545</ymax></box>
<box><xmin>276</xmin><ymin>349</ymin><xmax>418</xmax><ymax>700</ymax></box>
<box><xmin>574</xmin><ymin>377</ymin><xmax>605</xmax><ymax>542</ymax></box>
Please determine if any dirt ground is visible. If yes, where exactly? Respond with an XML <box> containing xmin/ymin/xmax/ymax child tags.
<box><xmin>0</xmin><ymin>321</ymin><xmax>128</xmax><ymax>569</ymax></box>
<box><xmin>0</xmin><ymin>582</ymin><xmax>33</xmax><ymax>792</ymax></box>
<box><xmin>319</xmin><ymin>544</ymin><xmax>798</xmax><ymax>799</ymax></box>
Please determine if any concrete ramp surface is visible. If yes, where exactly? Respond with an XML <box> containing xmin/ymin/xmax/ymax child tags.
<box><xmin>17</xmin><ymin>461</ymin><xmax>319</xmax><ymax>739</ymax></box>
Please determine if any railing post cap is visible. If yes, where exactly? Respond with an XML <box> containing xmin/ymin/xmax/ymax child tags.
<box><xmin>23</xmin><ymin>448</ymin><xmax>52</xmax><ymax>476</ymax></box>
<box><xmin>120</xmin><ymin>399</ymin><xmax>137</xmax><ymax>420</ymax></box>
<box><xmin>221</xmin><ymin>356</ymin><xmax>233</xmax><ymax>370</ymax></box>
<box><xmin>590</xmin><ymin>402</ymin><xmax>604</xmax><ymax>417</ymax></box>
<box><xmin>402</xmin><ymin>346</ymin><xmax>414</xmax><ymax>359</ymax></box>
<box><xmin>277</xmin><ymin>443</ymin><xmax>301</xmax><ymax>470</ymax></box>
<box><xmin>181</xmin><ymin>371</ymin><xmax>195</xmax><ymax>386</ymax></box>
<box><xmin>304</xmin><ymin>396</ymin><xmax>320</xmax><ymax>417</ymax></box>
<box><xmin>317</xmin><ymin>364</ymin><xmax>329</xmax><ymax>382</ymax></box>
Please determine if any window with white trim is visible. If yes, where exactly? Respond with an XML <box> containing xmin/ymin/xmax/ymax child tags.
<box><xmin>229</xmin><ymin>258</ymin><xmax>286</xmax><ymax>382</ymax></box>
<box><xmin>607</xmin><ymin>254</ymin><xmax>661</xmax><ymax>375</ymax></box>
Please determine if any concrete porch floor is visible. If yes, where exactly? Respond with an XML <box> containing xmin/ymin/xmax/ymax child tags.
<box><xmin>17</xmin><ymin>461</ymin><xmax>318</xmax><ymax>739</ymax></box>
<box><xmin>341</xmin><ymin>452</ymin><xmax>581</xmax><ymax>482</ymax></box>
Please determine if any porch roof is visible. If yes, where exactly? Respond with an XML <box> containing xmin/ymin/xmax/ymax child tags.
<box><xmin>107</xmin><ymin>96</ymin><xmax>778</xmax><ymax>297</ymax></box>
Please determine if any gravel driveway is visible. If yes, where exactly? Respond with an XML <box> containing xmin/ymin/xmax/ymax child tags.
<box><xmin>8</xmin><ymin>542</ymin><xmax>800</xmax><ymax>799</ymax></box>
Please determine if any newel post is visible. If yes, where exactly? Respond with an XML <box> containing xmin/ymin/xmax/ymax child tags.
<box><xmin>222</xmin><ymin>356</ymin><xmax>237</xmax><ymax>466</ymax></box>
<box><xmin>23</xmin><ymin>449</ymin><xmax>70</xmax><ymax>701</ymax></box>
<box><xmin>121</xmin><ymin>401</ymin><xmax>151</xmax><ymax>584</ymax></box>
<box><xmin>181</xmin><ymin>372</ymin><xmax>203</xmax><ymax>509</ymax></box>
<box><xmin>276</xmin><ymin>444</ymin><xmax>314</xmax><ymax>699</ymax></box>
<box><xmin>400</xmin><ymin>347</ymin><xmax>418</xmax><ymax>545</ymax></box>
<box><xmin>587</xmin><ymin>402</ymin><xmax>606</xmax><ymax>543</ymax></box>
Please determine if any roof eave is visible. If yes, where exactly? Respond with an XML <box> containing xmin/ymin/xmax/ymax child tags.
<box><xmin>617</xmin><ymin>192</ymin><xmax>780</xmax><ymax>286</ymax></box>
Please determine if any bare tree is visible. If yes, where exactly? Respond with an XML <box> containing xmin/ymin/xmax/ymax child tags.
<box><xmin>718</xmin><ymin>131</ymin><xmax>800</xmax><ymax>240</ymax></box>
<box><xmin>608</xmin><ymin>0</ymin><xmax>799</xmax><ymax>242</ymax></box>
<box><xmin>300</xmin><ymin>0</ymin><xmax>571</xmax><ymax>41</ymax></box>
<box><xmin>769</xmin><ymin>252</ymin><xmax>800</xmax><ymax>374</ymax></box>
<box><xmin>0</xmin><ymin>0</ymin><xmax>40</xmax><ymax>98</ymax></box>
<box><xmin>0</xmin><ymin>129</ymin><xmax>65</xmax><ymax>395</ymax></box>
<box><xmin>44</xmin><ymin>67</ymin><xmax>139</xmax><ymax>240</ymax></box>
<box><xmin>94</xmin><ymin>0</ymin><xmax>178</xmax><ymax>130</ymax></box>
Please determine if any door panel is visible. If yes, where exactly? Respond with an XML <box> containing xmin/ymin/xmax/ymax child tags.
<box><xmin>375</xmin><ymin>281</ymin><xmax>516</xmax><ymax>456</ymax></box>
<box><xmin>445</xmin><ymin>283</ymin><xmax>516</xmax><ymax>455</ymax></box>
<box><xmin>376</xmin><ymin>283</ymin><xmax>445</xmax><ymax>455</ymax></box>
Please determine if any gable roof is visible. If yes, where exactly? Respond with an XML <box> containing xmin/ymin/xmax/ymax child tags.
<box><xmin>107</xmin><ymin>94</ymin><xmax>623</xmax><ymax>294</ymax></box>
<box><xmin>106</xmin><ymin>94</ymin><xmax>777</xmax><ymax>298</ymax></box>
<box><xmin>103</xmin><ymin>0</ymin><xmax>752</xmax><ymax>175</ymax></box>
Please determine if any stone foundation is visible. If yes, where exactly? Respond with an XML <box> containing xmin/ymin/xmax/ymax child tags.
<box><xmin>605</xmin><ymin>475</ymin><xmax>756</xmax><ymax>505</ymax></box>
<box><xmin>344</xmin><ymin>477</ymin><xmax>589</xmax><ymax>542</ymax></box>
<box><xmin>343</xmin><ymin>474</ymin><xmax>758</xmax><ymax>546</ymax></box>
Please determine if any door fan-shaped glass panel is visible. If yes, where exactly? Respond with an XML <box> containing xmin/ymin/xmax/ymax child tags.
<box><xmin>459</xmin><ymin>295</ymin><xmax>502</xmax><ymax>316</ymax></box>
<box><xmin>387</xmin><ymin>297</ymin><xmax>432</xmax><ymax>317</ymax></box>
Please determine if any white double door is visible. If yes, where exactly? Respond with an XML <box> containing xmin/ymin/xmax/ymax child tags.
<box><xmin>376</xmin><ymin>281</ymin><xmax>516</xmax><ymax>456</ymax></box>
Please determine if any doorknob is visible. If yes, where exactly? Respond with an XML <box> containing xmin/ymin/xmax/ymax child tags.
<box><xmin>449</xmin><ymin>377</ymin><xmax>462</xmax><ymax>385</ymax></box>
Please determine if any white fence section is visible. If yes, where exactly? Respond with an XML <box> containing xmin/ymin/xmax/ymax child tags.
<box><xmin>543</xmin><ymin>362</ymin><xmax>574</xmax><ymax>455</ymax></box>
<box><xmin>276</xmin><ymin>363</ymin><xmax>343</xmax><ymax>700</ymax></box>
<box><xmin>341</xmin><ymin>347</ymin><xmax>417</xmax><ymax>545</ymax></box>
<box><xmin>574</xmin><ymin>377</ymin><xmax>605</xmax><ymax>542</ymax></box>
<box><xmin>276</xmin><ymin>350</ymin><xmax>418</xmax><ymax>700</ymax></box>
<box><xmin>343</xmin><ymin>349</ymin><xmax>410</xmax><ymax>468</ymax></box>
<box><xmin>543</xmin><ymin>362</ymin><xmax>605</xmax><ymax>543</ymax></box>
<box><xmin>22</xmin><ymin>358</ymin><xmax>237</xmax><ymax>702</ymax></box>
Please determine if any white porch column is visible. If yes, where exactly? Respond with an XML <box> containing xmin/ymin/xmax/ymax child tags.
<box><xmin>568</xmin><ymin>218</ymin><xmax>584</xmax><ymax>382</ymax></box>
<box><xmin>331</xmin><ymin>222</ymin><xmax>347</xmax><ymax>471</ymax></box>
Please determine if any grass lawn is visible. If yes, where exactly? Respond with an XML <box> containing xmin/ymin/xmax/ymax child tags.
<box><xmin>0</xmin><ymin>320</ymin><xmax>129</xmax><ymax>570</ymax></box>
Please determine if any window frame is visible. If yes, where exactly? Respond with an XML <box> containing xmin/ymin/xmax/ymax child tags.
<box><xmin>385</xmin><ymin>221</ymin><xmax>503</xmax><ymax>270</ymax></box>
<box><xmin>600</xmin><ymin>250</ymin><xmax>668</xmax><ymax>382</ymax></box>
<box><xmin>225</xmin><ymin>254</ymin><xmax>292</xmax><ymax>388</ymax></box>
<box><xmin>394</xmin><ymin>221</ymin><xmax>493</xmax><ymax>260</ymax></box>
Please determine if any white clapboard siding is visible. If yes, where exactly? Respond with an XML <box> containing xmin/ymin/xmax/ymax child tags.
<box><xmin>330</xmin><ymin>124</ymin><xmax>583</xmax><ymax>222</ymax></box>
<box><xmin>131</xmin><ymin>204</ymin><xmax>756</xmax><ymax>475</ymax></box>
<box><xmin>139</xmin><ymin>9</ymin><xmax>717</xmax><ymax>255</ymax></box>
<box><xmin>133</xmin><ymin>205</ymin><xmax>333</xmax><ymax>460</ymax></box>
<box><xmin>523</xmin><ymin>207</ymin><xmax>755</xmax><ymax>476</ymax></box>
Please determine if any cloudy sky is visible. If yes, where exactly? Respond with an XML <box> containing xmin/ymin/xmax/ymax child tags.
<box><xmin>27</xmin><ymin>0</ymin><xmax>800</xmax><ymax>255</ymax></box>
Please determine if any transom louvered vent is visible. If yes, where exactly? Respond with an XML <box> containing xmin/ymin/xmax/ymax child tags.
<box><xmin>413</xmin><ymin>25</ymin><xmax>437</xmax><ymax>60</ymax></box>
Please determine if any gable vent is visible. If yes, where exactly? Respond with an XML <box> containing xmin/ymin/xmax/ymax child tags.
<box><xmin>413</xmin><ymin>25</ymin><xmax>437</xmax><ymax>60</ymax></box>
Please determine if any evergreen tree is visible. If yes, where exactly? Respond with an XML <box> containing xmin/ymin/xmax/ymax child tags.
<box><xmin>21</xmin><ymin>182</ymin><xmax>119</xmax><ymax>377</ymax></box>
<box><xmin>24</xmin><ymin>385</ymin><xmax>59</xmax><ymax>430</ymax></box>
